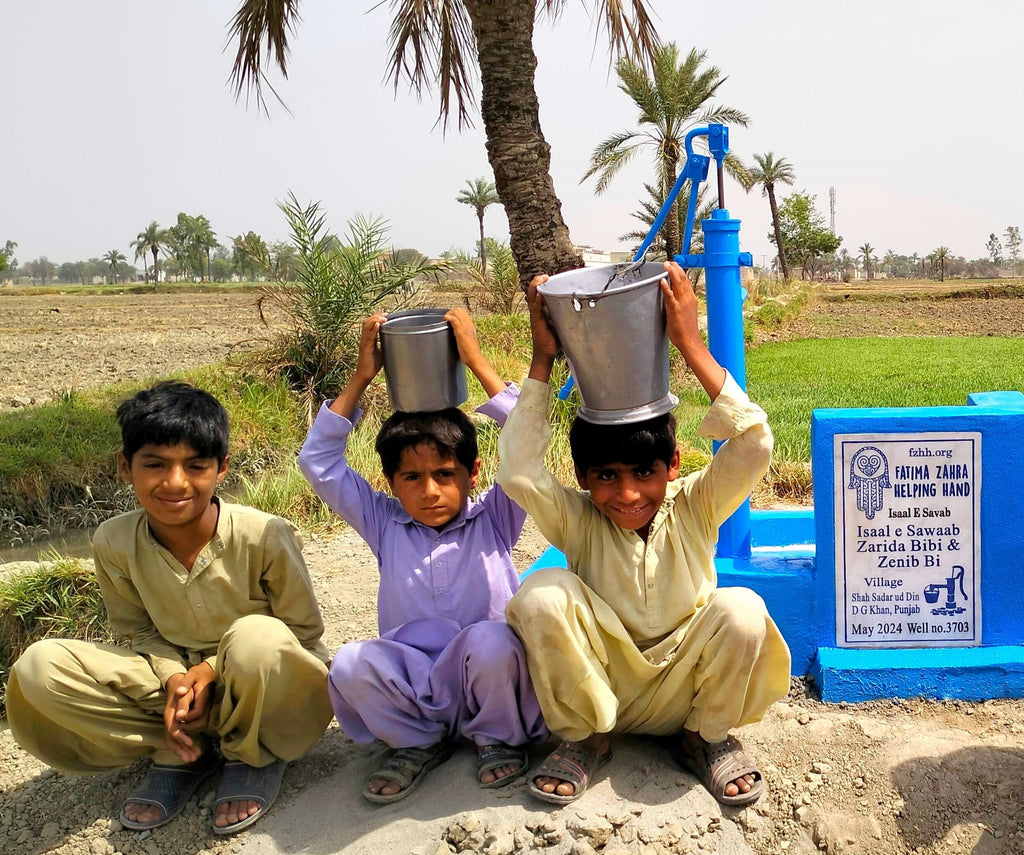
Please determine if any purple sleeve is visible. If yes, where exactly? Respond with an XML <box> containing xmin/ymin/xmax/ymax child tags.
<box><xmin>478</xmin><ymin>482</ymin><xmax>528</xmax><ymax>551</ymax></box>
<box><xmin>474</xmin><ymin>382</ymin><xmax>519</xmax><ymax>427</ymax></box>
<box><xmin>297</xmin><ymin>402</ymin><xmax>394</xmax><ymax>554</ymax></box>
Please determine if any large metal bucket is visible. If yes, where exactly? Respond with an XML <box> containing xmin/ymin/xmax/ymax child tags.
<box><xmin>379</xmin><ymin>308</ymin><xmax>467</xmax><ymax>412</ymax></box>
<box><xmin>538</xmin><ymin>263</ymin><xmax>677</xmax><ymax>424</ymax></box>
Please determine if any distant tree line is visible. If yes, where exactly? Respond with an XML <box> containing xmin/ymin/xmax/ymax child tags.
<box><xmin>0</xmin><ymin>213</ymin><xmax>375</xmax><ymax>287</ymax></box>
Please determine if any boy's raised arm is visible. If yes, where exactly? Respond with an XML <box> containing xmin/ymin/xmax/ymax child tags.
<box><xmin>298</xmin><ymin>314</ymin><xmax>393</xmax><ymax>550</ymax></box>
<box><xmin>660</xmin><ymin>262</ymin><xmax>726</xmax><ymax>402</ymax></box>
<box><xmin>445</xmin><ymin>308</ymin><xmax>507</xmax><ymax>399</ymax></box>
<box><xmin>330</xmin><ymin>313</ymin><xmax>387</xmax><ymax>420</ymax></box>
<box><xmin>497</xmin><ymin>277</ymin><xmax>593</xmax><ymax>558</ymax></box>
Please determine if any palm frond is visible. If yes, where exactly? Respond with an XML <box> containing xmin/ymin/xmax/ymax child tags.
<box><xmin>235</xmin><ymin>193</ymin><xmax>443</xmax><ymax>422</ymax></box>
<box><xmin>386</xmin><ymin>0</ymin><xmax>477</xmax><ymax>129</ymax></box>
<box><xmin>227</xmin><ymin>0</ymin><xmax>302</xmax><ymax>115</ymax></box>
<box><xmin>581</xmin><ymin>131</ymin><xmax>643</xmax><ymax>192</ymax></box>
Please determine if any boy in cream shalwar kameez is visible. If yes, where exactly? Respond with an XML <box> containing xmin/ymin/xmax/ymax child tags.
<box><xmin>499</xmin><ymin>262</ymin><xmax>791</xmax><ymax>807</ymax></box>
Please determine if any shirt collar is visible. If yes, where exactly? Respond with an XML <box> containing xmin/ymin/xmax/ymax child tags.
<box><xmin>142</xmin><ymin>496</ymin><xmax>226</xmax><ymax>561</ymax></box>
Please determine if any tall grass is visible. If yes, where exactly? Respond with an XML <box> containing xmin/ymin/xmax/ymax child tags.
<box><xmin>0</xmin><ymin>553</ymin><xmax>122</xmax><ymax>714</ymax></box>
<box><xmin>0</xmin><ymin>368</ymin><xmax>309</xmax><ymax>544</ymax></box>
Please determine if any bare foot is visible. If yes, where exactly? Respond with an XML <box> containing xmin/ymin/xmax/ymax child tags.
<box><xmin>214</xmin><ymin>799</ymin><xmax>260</xmax><ymax>828</ymax></box>
<box><xmin>366</xmin><ymin>776</ymin><xmax>403</xmax><ymax>798</ymax></box>
<box><xmin>122</xmin><ymin>801</ymin><xmax>161</xmax><ymax>826</ymax></box>
<box><xmin>533</xmin><ymin>733</ymin><xmax>611</xmax><ymax>798</ymax></box>
<box><xmin>680</xmin><ymin>729</ymin><xmax>758</xmax><ymax>797</ymax></box>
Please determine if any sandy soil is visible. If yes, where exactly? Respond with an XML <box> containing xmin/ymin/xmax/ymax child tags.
<box><xmin>778</xmin><ymin>295</ymin><xmax>1024</xmax><ymax>341</ymax></box>
<box><xmin>3</xmin><ymin>523</ymin><xmax>1024</xmax><ymax>855</ymax></box>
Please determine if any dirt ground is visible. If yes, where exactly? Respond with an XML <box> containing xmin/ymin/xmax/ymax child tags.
<box><xmin>3</xmin><ymin>523</ymin><xmax>1024</xmax><ymax>855</ymax></box>
<box><xmin>0</xmin><ymin>291</ymin><xmax>266</xmax><ymax>410</ymax></box>
<box><xmin>2</xmin><ymin>288</ymin><xmax>1024</xmax><ymax>855</ymax></box>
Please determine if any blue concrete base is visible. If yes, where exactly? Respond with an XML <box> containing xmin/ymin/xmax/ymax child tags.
<box><xmin>812</xmin><ymin>645</ymin><xmax>1024</xmax><ymax>702</ymax></box>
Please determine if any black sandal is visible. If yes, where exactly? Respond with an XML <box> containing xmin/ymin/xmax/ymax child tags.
<box><xmin>212</xmin><ymin>759</ymin><xmax>288</xmax><ymax>835</ymax></box>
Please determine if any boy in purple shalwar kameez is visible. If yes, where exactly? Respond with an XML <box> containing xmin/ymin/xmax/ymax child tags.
<box><xmin>298</xmin><ymin>310</ymin><xmax>547</xmax><ymax>803</ymax></box>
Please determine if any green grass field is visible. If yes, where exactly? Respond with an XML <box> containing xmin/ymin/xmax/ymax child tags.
<box><xmin>670</xmin><ymin>336</ymin><xmax>1024</xmax><ymax>463</ymax></box>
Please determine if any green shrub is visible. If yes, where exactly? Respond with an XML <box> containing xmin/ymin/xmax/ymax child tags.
<box><xmin>0</xmin><ymin>554</ymin><xmax>120</xmax><ymax>716</ymax></box>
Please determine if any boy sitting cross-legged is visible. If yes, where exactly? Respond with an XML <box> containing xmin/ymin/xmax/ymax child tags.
<box><xmin>7</xmin><ymin>382</ymin><xmax>334</xmax><ymax>834</ymax></box>
<box><xmin>297</xmin><ymin>309</ymin><xmax>547</xmax><ymax>804</ymax></box>
<box><xmin>499</xmin><ymin>262</ymin><xmax>791</xmax><ymax>807</ymax></box>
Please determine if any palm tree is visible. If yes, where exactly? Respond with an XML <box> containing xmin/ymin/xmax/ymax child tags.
<box><xmin>582</xmin><ymin>44</ymin><xmax>750</xmax><ymax>259</ymax></box>
<box><xmin>226</xmin><ymin>1</ymin><xmax>659</xmax><ymax>286</ymax></box>
<box><xmin>748</xmin><ymin>153</ymin><xmax>795</xmax><ymax>281</ymax></box>
<box><xmin>236</xmin><ymin>193</ymin><xmax>443</xmax><ymax>423</ymax></box>
<box><xmin>932</xmin><ymin>246</ymin><xmax>951</xmax><ymax>282</ymax></box>
<box><xmin>134</xmin><ymin>221</ymin><xmax>169</xmax><ymax>288</ymax></box>
<box><xmin>882</xmin><ymin>249</ymin><xmax>898</xmax><ymax>278</ymax></box>
<box><xmin>190</xmin><ymin>215</ymin><xmax>217</xmax><ymax>281</ymax></box>
<box><xmin>103</xmin><ymin>249</ymin><xmax>127</xmax><ymax>284</ymax></box>
<box><xmin>456</xmin><ymin>177</ymin><xmax>501</xmax><ymax>274</ymax></box>
<box><xmin>130</xmin><ymin>236</ymin><xmax>150</xmax><ymax>283</ymax></box>
<box><xmin>858</xmin><ymin>243</ymin><xmax>875</xmax><ymax>281</ymax></box>
<box><xmin>619</xmin><ymin>181</ymin><xmax>716</xmax><ymax>280</ymax></box>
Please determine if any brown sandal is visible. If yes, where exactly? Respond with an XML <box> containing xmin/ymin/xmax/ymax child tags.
<box><xmin>528</xmin><ymin>739</ymin><xmax>613</xmax><ymax>805</ymax></box>
<box><xmin>671</xmin><ymin>733</ymin><xmax>763</xmax><ymax>806</ymax></box>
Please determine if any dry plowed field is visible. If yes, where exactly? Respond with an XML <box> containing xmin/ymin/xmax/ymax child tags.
<box><xmin>2</xmin><ymin>287</ymin><xmax>1024</xmax><ymax>410</ymax></box>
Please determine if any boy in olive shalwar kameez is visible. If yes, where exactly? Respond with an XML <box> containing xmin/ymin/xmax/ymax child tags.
<box><xmin>7</xmin><ymin>382</ymin><xmax>333</xmax><ymax>835</ymax></box>
<box><xmin>499</xmin><ymin>263</ymin><xmax>791</xmax><ymax>807</ymax></box>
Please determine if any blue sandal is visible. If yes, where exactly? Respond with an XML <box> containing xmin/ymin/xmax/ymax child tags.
<box><xmin>212</xmin><ymin>759</ymin><xmax>287</xmax><ymax>835</ymax></box>
<box><xmin>119</xmin><ymin>751</ymin><xmax>222</xmax><ymax>831</ymax></box>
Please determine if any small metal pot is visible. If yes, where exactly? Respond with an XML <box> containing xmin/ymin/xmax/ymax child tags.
<box><xmin>379</xmin><ymin>308</ymin><xmax>467</xmax><ymax>412</ymax></box>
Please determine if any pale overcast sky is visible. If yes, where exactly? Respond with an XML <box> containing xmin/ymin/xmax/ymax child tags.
<box><xmin>3</xmin><ymin>1</ymin><xmax>1022</xmax><ymax>269</ymax></box>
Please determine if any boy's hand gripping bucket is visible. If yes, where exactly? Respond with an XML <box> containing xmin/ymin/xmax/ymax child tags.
<box><xmin>379</xmin><ymin>309</ymin><xmax>468</xmax><ymax>413</ymax></box>
<box><xmin>538</xmin><ymin>262</ymin><xmax>677</xmax><ymax>424</ymax></box>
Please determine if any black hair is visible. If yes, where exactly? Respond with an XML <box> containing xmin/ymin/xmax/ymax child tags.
<box><xmin>569</xmin><ymin>412</ymin><xmax>677</xmax><ymax>474</ymax></box>
<box><xmin>375</xmin><ymin>408</ymin><xmax>478</xmax><ymax>480</ymax></box>
<box><xmin>116</xmin><ymin>381</ymin><xmax>230</xmax><ymax>464</ymax></box>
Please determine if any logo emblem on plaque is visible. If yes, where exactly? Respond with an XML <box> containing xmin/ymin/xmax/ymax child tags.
<box><xmin>847</xmin><ymin>445</ymin><xmax>891</xmax><ymax>519</ymax></box>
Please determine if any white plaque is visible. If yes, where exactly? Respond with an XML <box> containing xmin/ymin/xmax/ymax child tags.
<box><xmin>834</xmin><ymin>432</ymin><xmax>981</xmax><ymax>647</ymax></box>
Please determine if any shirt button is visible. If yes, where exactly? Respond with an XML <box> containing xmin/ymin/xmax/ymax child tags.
<box><xmin>647</xmin><ymin>582</ymin><xmax>654</xmax><ymax>589</ymax></box>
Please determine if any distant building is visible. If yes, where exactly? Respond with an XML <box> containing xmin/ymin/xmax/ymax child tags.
<box><xmin>574</xmin><ymin>244</ymin><xmax>633</xmax><ymax>267</ymax></box>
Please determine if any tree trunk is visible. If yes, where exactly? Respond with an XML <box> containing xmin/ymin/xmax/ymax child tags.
<box><xmin>465</xmin><ymin>0</ymin><xmax>583</xmax><ymax>287</ymax></box>
<box><xmin>662</xmin><ymin>156</ymin><xmax>680</xmax><ymax>260</ymax></box>
<box><xmin>478</xmin><ymin>211</ymin><xmax>487</xmax><ymax>275</ymax></box>
<box><xmin>152</xmin><ymin>248</ymin><xmax>160</xmax><ymax>291</ymax></box>
<box><xmin>767</xmin><ymin>184</ymin><xmax>790</xmax><ymax>281</ymax></box>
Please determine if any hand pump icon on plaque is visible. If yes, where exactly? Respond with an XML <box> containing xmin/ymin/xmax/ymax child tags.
<box><xmin>923</xmin><ymin>566</ymin><xmax>968</xmax><ymax>616</ymax></box>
